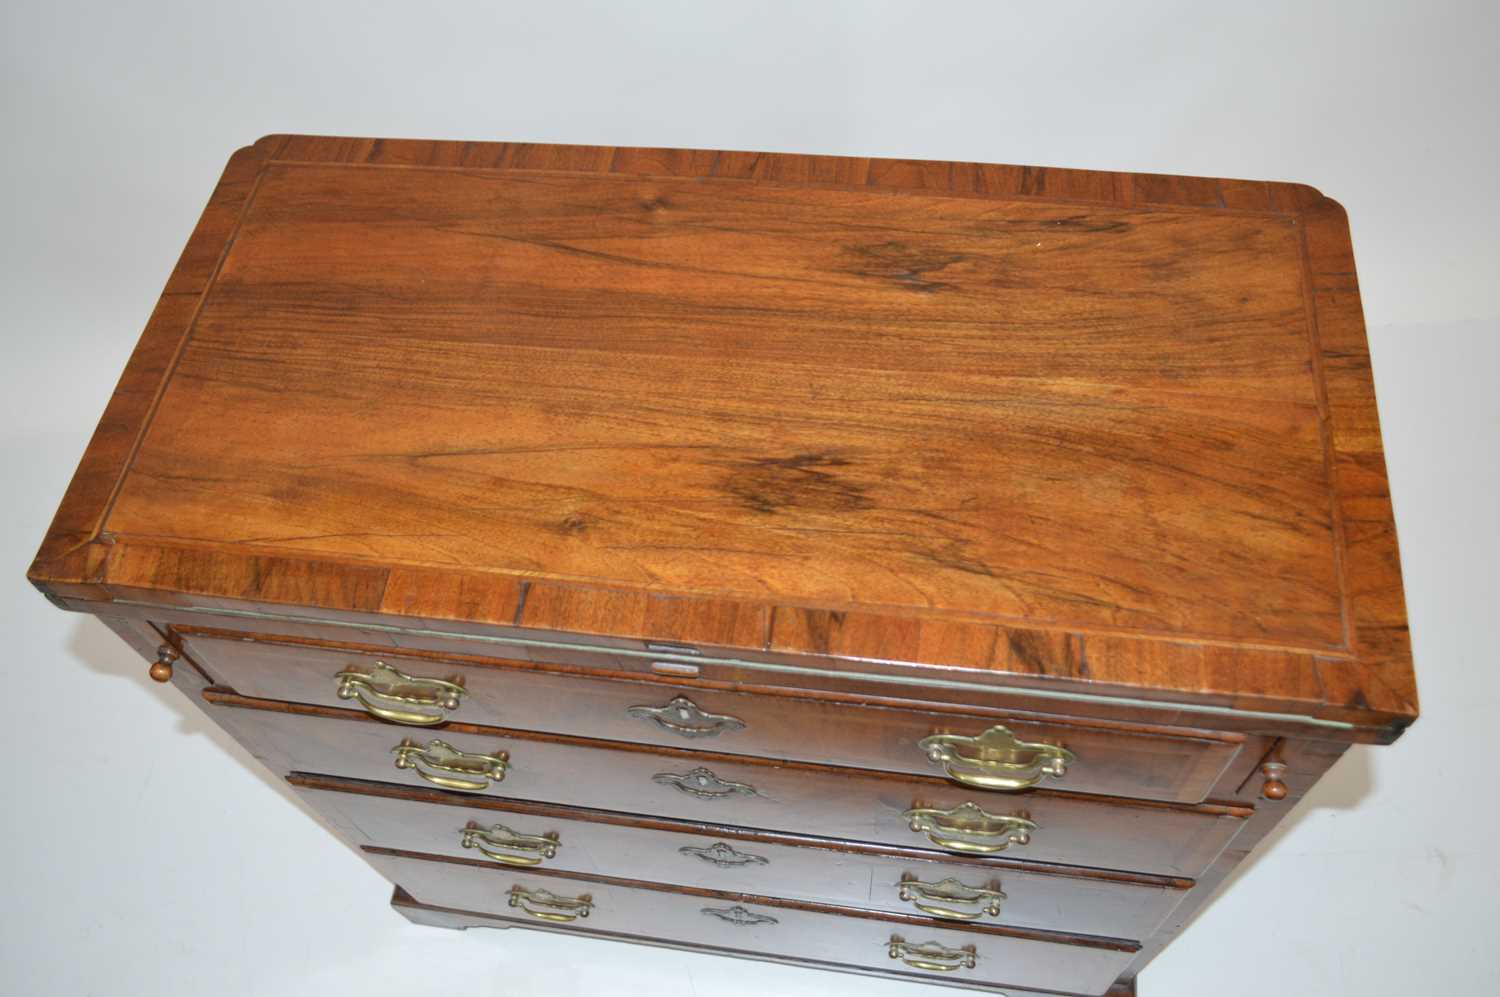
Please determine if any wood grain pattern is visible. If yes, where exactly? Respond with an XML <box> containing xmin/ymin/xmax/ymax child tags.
<box><xmin>28</xmin><ymin>135</ymin><xmax>1417</xmax><ymax>740</ymax></box>
<box><xmin>1297</xmin><ymin>192</ymin><xmax>1417</xmax><ymax>722</ymax></box>
<box><xmin>28</xmin><ymin>135</ymin><xmax>285</xmax><ymax>568</ymax></box>
<box><xmin>203</xmin><ymin>691</ymin><xmax>1251</xmax><ymax>879</ymax></box>
<box><xmin>288</xmin><ymin>772</ymin><xmax>1193</xmax><ymax>885</ymax></box>
<box><xmin>365</xmin><ymin>847</ymin><xmax>1137</xmax><ymax>994</ymax></box>
<box><xmin>74</xmin><ymin>606</ymin><xmax>1345</xmax><ymax>750</ymax></box>
<box><xmin>291</xmin><ymin>775</ymin><xmax>1188</xmax><ymax>940</ymax></box>
<box><xmin>185</xmin><ymin>628</ymin><xmax>1246</xmax><ymax>804</ymax></box>
<box><xmin>109</xmin><ymin>164</ymin><xmax>1337</xmax><ymax>647</ymax></box>
<box><xmin>389</xmin><ymin>887</ymin><xmax>1140</xmax><ymax>996</ymax></box>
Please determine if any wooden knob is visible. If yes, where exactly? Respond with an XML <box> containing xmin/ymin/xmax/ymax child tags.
<box><xmin>1260</xmin><ymin>760</ymin><xmax>1289</xmax><ymax>800</ymax></box>
<box><xmin>150</xmin><ymin>646</ymin><xmax>178</xmax><ymax>683</ymax></box>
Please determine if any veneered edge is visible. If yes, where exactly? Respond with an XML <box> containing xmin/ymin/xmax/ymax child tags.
<box><xmin>1293</xmin><ymin>187</ymin><xmax>1418</xmax><ymax>730</ymax></box>
<box><xmin>27</xmin><ymin>134</ymin><xmax>286</xmax><ymax>575</ymax></box>
<box><xmin>27</xmin><ymin>136</ymin><xmax>1416</xmax><ymax>739</ymax></box>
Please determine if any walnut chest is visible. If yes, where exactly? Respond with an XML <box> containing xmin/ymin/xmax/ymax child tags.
<box><xmin>29</xmin><ymin>134</ymin><xmax>1418</xmax><ymax>995</ymax></box>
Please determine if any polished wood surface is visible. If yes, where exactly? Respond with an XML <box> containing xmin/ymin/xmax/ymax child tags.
<box><xmin>134</xmin><ymin>609</ymin><xmax>1364</xmax><ymax>744</ymax></box>
<box><xmin>205</xmin><ymin>691</ymin><xmax>1249</xmax><ymax>878</ymax></box>
<box><xmin>293</xmin><ymin>774</ymin><xmax>1188</xmax><ymax>940</ymax></box>
<box><xmin>390</xmin><ymin>887</ymin><xmax>1138</xmax><ymax>997</ymax></box>
<box><xmin>28</xmin><ymin>136</ymin><xmax>1416</xmax><ymax>995</ymax></box>
<box><xmin>117</xmin><ymin>167</ymin><xmax>1333</xmax><ymax>644</ymax></box>
<box><xmin>190</xmin><ymin>629</ymin><xmax>1245</xmax><ymax>804</ymax></box>
<box><xmin>29</xmin><ymin>136</ymin><xmax>1416</xmax><ymax>740</ymax></box>
<box><xmin>365</xmin><ymin>848</ymin><xmax>1137</xmax><ymax>994</ymax></box>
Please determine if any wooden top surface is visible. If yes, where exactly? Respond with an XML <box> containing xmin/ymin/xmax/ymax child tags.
<box><xmin>31</xmin><ymin>136</ymin><xmax>1416</xmax><ymax>739</ymax></box>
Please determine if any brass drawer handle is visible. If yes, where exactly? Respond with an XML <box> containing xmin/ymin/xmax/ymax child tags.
<box><xmin>904</xmin><ymin>802</ymin><xmax>1036</xmax><ymax>853</ymax></box>
<box><xmin>702</xmin><ymin>905</ymin><xmax>778</xmax><ymax>927</ymax></box>
<box><xmin>680</xmin><ymin>842</ymin><xmax>770</xmax><ymax>868</ymax></box>
<box><xmin>460</xmin><ymin>822</ymin><xmax>559</xmax><ymax>866</ymax></box>
<box><xmin>888</xmin><ymin>936</ymin><xmax>977</xmax><ymax>972</ymax></box>
<box><xmin>392</xmin><ymin>738</ymin><xmax>508</xmax><ymax>792</ymax></box>
<box><xmin>627</xmin><ymin>695</ymin><xmax>746</xmax><ymax>739</ymax></box>
<box><xmin>652</xmin><ymin>766</ymin><xmax>761</xmax><ymax>800</ymax></box>
<box><xmin>508</xmin><ymin>885</ymin><xmax>592</xmax><ymax>923</ymax></box>
<box><xmin>336</xmin><ymin>661</ymin><xmax>465</xmax><ymax>726</ymax></box>
<box><xmin>897</xmin><ymin>876</ymin><xmax>1005</xmax><ymax>921</ymax></box>
<box><xmin>918</xmin><ymin>724</ymin><xmax>1074</xmax><ymax>791</ymax></box>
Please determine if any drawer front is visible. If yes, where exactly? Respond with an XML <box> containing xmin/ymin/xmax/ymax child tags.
<box><xmin>393</xmin><ymin>892</ymin><xmax>1142</xmax><ymax>997</ymax></box>
<box><xmin>208</xmin><ymin>695</ymin><xmax>1248</xmax><ymax>878</ymax></box>
<box><xmin>365</xmin><ymin>848</ymin><xmax>1136</xmax><ymax>995</ymax></box>
<box><xmin>182</xmin><ymin>630</ymin><xmax>1243</xmax><ymax>804</ymax></box>
<box><xmin>294</xmin><ymin>775</ymin><xmax>1186</xmax><ymax>939</ymax></box>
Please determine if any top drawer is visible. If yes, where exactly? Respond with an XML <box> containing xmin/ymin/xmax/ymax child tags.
<box><xmin>179</xmin><ymin>630</ymin><xmax>1243</xmax><ymax>805</ymax></box>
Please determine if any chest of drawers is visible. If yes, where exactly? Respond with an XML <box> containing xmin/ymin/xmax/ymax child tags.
<box><xmin>29</xmin><ymin>134</ymin><xmax>1418</xmax><ymax>995</ymax></box>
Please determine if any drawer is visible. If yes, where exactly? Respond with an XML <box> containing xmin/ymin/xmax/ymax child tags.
<box><xmin>293</xmin><ymin>774</ymin><xmax>1188</xmax><ymax>940</ymax></box>
<box><xmin>181</xmin><ymin>629</ymin><xmax>1244</xmax><ymax>804</ymax></box>
<box><xmin>365</xmin><ymin>847</ymin><xmax>1138</xmax><ymax>995</ymax></box>
<box><xmin>207</xmin><ymin>693</ymin><xmax>1250</xmax><ymax>878</ymax></box>
<box><xmin>392</xmin><ymin>890</ymin><xmax>1141</xmax><ymax>997</ymax></box>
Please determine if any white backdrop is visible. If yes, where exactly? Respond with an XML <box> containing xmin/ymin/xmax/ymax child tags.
<box><xmin>3</xmin><ymin>2</ymin><xmax>1497</xmax><ymax>994</ymax></box>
